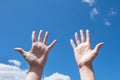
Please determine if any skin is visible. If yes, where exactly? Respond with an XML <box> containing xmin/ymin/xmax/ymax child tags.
<box><xmin>14</xmin><ymin>30</ymin><xmax>57</xmax><ymax>80</ymax></box>
<box><xmin>70</xmin><ymin>30</ymin><xmax>104</xmax><ymax>80</ymax></box>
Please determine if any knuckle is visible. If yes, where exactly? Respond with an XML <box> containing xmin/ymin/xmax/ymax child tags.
<box><xmin>32</xmin><ymin>43</ymin><xmax>37</xmax><ymax>47</ymax></box>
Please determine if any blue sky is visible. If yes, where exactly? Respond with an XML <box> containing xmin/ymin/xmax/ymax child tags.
<box><xmin>0</xmin><ymin>0</ymin><xmax>120</xmax><ymax>80</ymax></box>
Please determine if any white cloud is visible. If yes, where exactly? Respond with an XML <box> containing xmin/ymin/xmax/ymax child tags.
<box><xmin>8</xmin><ymin>60</ymin><xmax>21</xmax><ymax>67</ymax></box>
<box><xmin>102</xmin><ymin>8</ymin><xmax>117</xmax><ymax>26</ymax></box>
<box><xmin>0</xmin><ymin>60</ymin><xmax>71</xmax><ymax>80</ymax></box>
<box><xmin>44</xmin><ymin>72</ymin><xmax>71</xmax><ymax>80</ymax></box>
<box><xmin>0</xmin><ymin>63</ymin><xmax>27</xmax><ymax>80</ymax></box>
<box><xmin>108</xmin><ymin>8</ymin><xmax>117</xmax><ymax>16</ymax></box>
<box><xmin>90</xmin><ymin>8</ymin><xmax>98</xmax><ymax>19</ymax></box>
<box><xmin>82</xmin><ymin>0</ymin><xmax>95</xmax><ymax>6</ymax></box>
<box><xmin>104</xmin><ymin>19</ymin><xmax>111</xmax><ymax>26</ymax></box>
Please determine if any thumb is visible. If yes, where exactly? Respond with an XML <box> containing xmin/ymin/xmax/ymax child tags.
<box><xmin>14</xmin><ymin>48</ymin><xmax>25</xmax><ymax>55</ymax></box>
<box><xmin>94</xmin><ymin>42</ymin><xmax>104</xmax><ymax>53</ymax></box>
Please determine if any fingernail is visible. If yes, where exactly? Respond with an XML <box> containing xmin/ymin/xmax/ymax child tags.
<box><xmin>86</xmin><ymin>29</ymin><xmax>89</xmax><ymax>32</ymax></box>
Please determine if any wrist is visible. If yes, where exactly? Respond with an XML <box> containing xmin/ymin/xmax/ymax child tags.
<box><xmin>28</xmin><ymin>66</ymin><xmax>44</xmax><ymax>77</ymax></box>
<box><xmin>79</xmin><ymin>63</ymin><xmax>93</xmax><ymax>71</ymax></box>
<box><xmin>79</xmin><ymin>64</ymin><xmax>94</xmax><ymax>75</ymax></box>
<box><xmin>78</xmin><ymin>61</ymin><xmax>92</xmax><ymax>68</ymax></box>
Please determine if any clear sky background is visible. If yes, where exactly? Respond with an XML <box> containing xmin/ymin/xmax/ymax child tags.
<box><xmin>0</xmin><ymin>0</ymin><xmax>120</xmax><ymax>80</ymax></box>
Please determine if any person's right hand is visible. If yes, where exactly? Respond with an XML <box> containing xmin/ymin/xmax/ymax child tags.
<box><xmin>70</xmin><ymin>30</ymin><xmax>104</xmax><ymax>68</ymax></box>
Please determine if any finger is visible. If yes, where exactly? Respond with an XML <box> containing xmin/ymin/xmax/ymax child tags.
<box><xmin>43</xmin><ymin>31</ymin><xmax>49</xmax><ymax>44</ymax></box>
<box><xmin>48</xmin><ymin>40</ymin><xmax>57</xmax><ymax>50</ymax></box>
<box><xmin>14</xmin><ymin>48</ymin><xmax>25</xmax><ymax>55</ymax></box>
<box><xmin>86</xmin><ymin>30</ymin><xmax>90</xmax><ymax>43</ymax></box>
<box><xmin>80</xmin><ymin>30</ymin><xmax>85</xmax><ymax>42</ymax></box>
<box><xmin>93</xmin><ymin>42</ymin><xmax>104</xmax><ymax>53</ymax></box>
<box><xmin>38</xmin><ymin>30</ymin><xmax>43</xmax><ymax>42</ymax></box>
<box><xmin>70</xmin><ymin>39</ymin><xmax>76</xmax><ymax>49</ymax></box>
<box><xmin>75</xmin><ymin>32</ymin><xmax>80</xmax><ymax>45</ymax></box>
<box><xmin>32</xmin><ymin>31</ymin><xmax>36</xmax><ymax>43</ymax></box>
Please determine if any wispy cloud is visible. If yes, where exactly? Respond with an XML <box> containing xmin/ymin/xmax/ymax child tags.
<box><xmin>82</xmin><ymin>0</ymin><xmax>95</xmax><ymax>6</ymax></box>
<box><xmin>0</xmin><ymin>60</ymin><xmax>71</xmax><ymax>80</ymax></box>
<box><xmin>104</xmin><ymin>18</ymin><xmax>111</xmax><ymax>26</ymax></box>
<box><xmin>8</xmin><ymin>60</ymin><xmax>22</xmax><ymax>67</ymax></box>
<box><xmin>103</xmin><ymin>8</ymin><xmax>117</xmax><ymax>26</ymax></box>
<box><xmin>90</xmin><ymin>8</ymin><xmax>98</xmax><ymax>19</ymax></box>
<box><xmin>44</xmin><ymin>72</ymin><xmax>71</xmax><ymax>80</ymax></box>
<box><xmin>108</xmin><ymin>8</ymin><xmax>117</xmax><ymax>16</ymax></box>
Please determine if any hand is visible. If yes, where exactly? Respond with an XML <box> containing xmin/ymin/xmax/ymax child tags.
<box><xmin>14</xmin><ymin>30</ymin><xmax>57</xmax><ymax>69</ymax></box>
<box><xmin>70</xmin><ymin>30</ymin><xmax>104</xmax><ymax>68</ymax></box>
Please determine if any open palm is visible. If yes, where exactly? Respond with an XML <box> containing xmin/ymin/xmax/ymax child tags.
<box><xmin>70</xmin><ymin>30</ymin><xmax>104</xmax><ymax>68</ymax></box>
<box><xmin>14</xmin><ymin>30</ymin><xmax>56</xmax><ymax>68</ymax></box>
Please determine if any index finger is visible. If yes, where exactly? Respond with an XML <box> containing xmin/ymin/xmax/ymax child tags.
<box><xmin>47</xmin><ymin>40</ymin><xmax>57</xmax><ymax>50</ymax></box>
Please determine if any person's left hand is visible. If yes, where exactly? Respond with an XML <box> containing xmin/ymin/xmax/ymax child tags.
<box><xmin>14</xmin><ymin>30</ymin><xmax>57</xmax><ymax>69</ymax></box>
